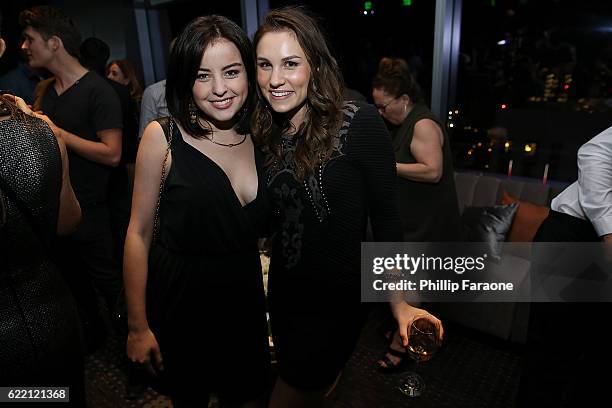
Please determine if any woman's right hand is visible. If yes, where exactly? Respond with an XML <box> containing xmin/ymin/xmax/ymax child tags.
<box><xmin>127</xmin><ymin>328</ymin><xmax>164</xmax><ymax>376</ymax></box>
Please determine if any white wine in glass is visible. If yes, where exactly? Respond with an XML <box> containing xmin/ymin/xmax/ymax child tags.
<box><xmin>407</xmin><ymin>331</ymin><xmax>440</xmax><ymax>362</ymax></box>
<box><xmin>397</xmin><ymin>317</ymin><xmax>442</xmax><ymax>397</ymax></box>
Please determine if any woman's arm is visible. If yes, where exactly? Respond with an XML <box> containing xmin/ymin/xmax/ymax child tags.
<box><xmin>350</xmin><ymin>105</ymin><xmax>444</xmax><ymax>346</ymax></box>
<box><xmin>123</xmin><ymin>120</ymin><xmax>169</xmax><ymax>373</ymax></box>
<box><xmin>396</xmin><ymin>119</ymin><xmax>444</xmax><ymax>183</ymax></box>
<box><xmin>55</xmin><ymin>132</ymin><xmax>81</xmax><ymax>235</ymax></box>
<box><xmin>349</xmin><ymin>104</ymin><xmax>403</xmax><ymax>242</ymax></box>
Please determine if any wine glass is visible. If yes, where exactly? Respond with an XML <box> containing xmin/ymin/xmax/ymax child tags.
<box><xmin>397</xmin><ymin>316</ymin><xmax>442</xmax><ymax>397</ymax></box>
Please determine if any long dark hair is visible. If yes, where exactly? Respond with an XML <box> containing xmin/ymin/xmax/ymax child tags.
<box><xmin>166</xmin><ymin>15</ymin><xmax>255</xmax><ymax>139</ymax></box>
<box><xmin>251</xmin><ymin>6</ymin><xmax>345</xmax><ymax>181</ymax></box>
<box><xmin>372</xmin><ymin>57</ymin><xmax>423</xmax><ymax>102</ymax></box>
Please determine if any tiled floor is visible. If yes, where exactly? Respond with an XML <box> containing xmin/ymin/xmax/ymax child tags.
<box><xmin>85</xmin><ymin>307</ymin><xmax>521</xmax><ymax>407</ymax></box>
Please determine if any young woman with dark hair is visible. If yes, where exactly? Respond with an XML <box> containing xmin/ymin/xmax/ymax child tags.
<box><xmin>253</xmin><ymin>7</ymin><xmax>444</xmax><ymax>407</ymax></box>
<box><xmin>123</xmin><ymin>15</ymin><xmax>270</xmax><ymax>407</ymax></box>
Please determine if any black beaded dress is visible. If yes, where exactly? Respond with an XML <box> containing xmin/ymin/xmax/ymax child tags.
<box><xmin>0</xmin><ymin>113</ymin><xmax>85</xmax><ymax>405</ymax></box>
<box><xmin>146</xmin><ymin>119</ymin><xmax>270</xmax><ymax>403</ymax></box>
<box><xmin>265</xmin><ymin>102</ymin><xmax>402</xmax><ymax>390</ymax></box>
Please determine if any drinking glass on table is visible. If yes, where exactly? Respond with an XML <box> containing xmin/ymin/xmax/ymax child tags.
<box><xmin>397</xmin><ymin>316</ymin><xmax>442</xmax><ymax>397</ymax></box>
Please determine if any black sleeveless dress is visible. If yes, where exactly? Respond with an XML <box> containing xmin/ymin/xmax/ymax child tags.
<box><xmin>265</xmin><ymin>102</ymin><xmax>402</xmax><ymax>390</ymax></box>
<box><xmin>0</xmin><ymin>114</ymin><xmax>85</xmax><ymax>406</ymax></box>
<box><xmin>147</xmin><ymin>118</ymin><xmax>270</xmax><ymax>402</ymax></box>
<box><xmin>392</xmin><ymin>104</ymin><xmax>462</xmax><ymax>242</ymax></box>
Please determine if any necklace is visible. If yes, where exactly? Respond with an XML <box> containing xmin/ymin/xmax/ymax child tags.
<box><xmin>205</xmin><ymin>133</ymin><xmax>247</xmax><ymax>148</ymax></box>
<box><xmin>196</xmin><ymin>116</ymin><xmax>247</xmax><ymax>148</ymax></box>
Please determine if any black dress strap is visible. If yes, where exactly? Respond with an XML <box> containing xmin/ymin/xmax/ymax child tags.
<box><xmin>152</xmin><ymin>117</ymin><xmax>174</xmax><ymax>243</ymax></box>
<box><xmin>156</xmin><ymin>116</ymin><xmax>173</xmax><ymax>143</ymax></box>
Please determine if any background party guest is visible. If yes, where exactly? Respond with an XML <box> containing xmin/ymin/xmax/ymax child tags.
<box><xmin>107</xmin><ymin>58</ymin><xmax>143</xmax><ymax>108</ymax></box>
<box><xmin>21</xmin><ymin>5</ymin><xmax>123</xmax><ymax>353</ymax></box>
<box><xmin>372</xmin><ymin>57</ymin><xmax>461</xmax><ymax>243</ymax></box>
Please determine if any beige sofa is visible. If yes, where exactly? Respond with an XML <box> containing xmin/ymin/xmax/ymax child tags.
<box><xmin>427</xmin><ymin>172</ymin><xmax>567</xmax><ymax>343</ymax></box>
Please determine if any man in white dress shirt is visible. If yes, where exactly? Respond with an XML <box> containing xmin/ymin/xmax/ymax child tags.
<box><xmin>550</xmin><ymin>125</ymin><xmax>612</xmax><ymax>244</ymax></box>
<box><xmin>519</xmin><ymin>125</ymin><xmax>612</xmax><ymax>406</ymax></box>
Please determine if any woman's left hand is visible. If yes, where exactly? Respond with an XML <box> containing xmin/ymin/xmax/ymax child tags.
<box><xmin>390</xmin><ymin>301</ymin><xmax>444</xmax><ymax>347</ymax></box>
<box><xmin>3</xmin><ymin>94</ymin><xmax>33</xmax><ymax>115</ymax></box>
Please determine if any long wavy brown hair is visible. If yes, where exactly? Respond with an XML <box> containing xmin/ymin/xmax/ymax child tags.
<box><xmin>251</xmin><ymin>7</ymin><xmax>345</xmax><ymax>181</ymax></box>
<box><xmin>107</xmin><ymin>59</ymin><xmax>143</xmax><ymax>102</ymax></box>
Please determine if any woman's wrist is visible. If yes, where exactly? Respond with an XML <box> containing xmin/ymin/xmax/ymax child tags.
<box><xmin>127</xmin><ymin>319</ymin><xmax>149</xmax><ymax>333</ymax></box>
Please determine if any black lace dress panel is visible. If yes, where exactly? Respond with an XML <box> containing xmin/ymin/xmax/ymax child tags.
<box><xmin>265</xmin><ymin>102</ymin><xmax>403</xmax><ymax>390</ymax></box>
<box><xmin>0</xmin><ymin>114</ymin><xmax>84</xmax><ymax>405</ymax></box>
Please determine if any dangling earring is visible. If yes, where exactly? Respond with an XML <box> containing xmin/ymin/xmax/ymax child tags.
<box><xmin>404</xmin><ymin>104</ymin><xmax>408</xmax><ymax>114</ymax></box>
<box><xmin>189</xmin><ymin>100</ymin><xmax>198</xmax><ymax>125</ymax></box>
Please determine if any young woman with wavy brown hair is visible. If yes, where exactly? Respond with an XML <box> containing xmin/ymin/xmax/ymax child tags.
<box><xmin>252</xmin><ymin>7</ymin><xmax>444</xmax><ymax>407</ymax></box>
<box><xmin>251</xmin><ymin>8</ymin><xmax>344</xmax><ymax>183</ymax></box>
<box><xmin>107</xmin><ymin>59</ymin><xmax>143</xmax><ymax>103</ymax></box>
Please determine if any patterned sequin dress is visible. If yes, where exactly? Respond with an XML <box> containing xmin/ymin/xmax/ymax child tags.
<box><xmin>265</xmin><ymin>102</ymin><xmax>403</xmax><ymax>389</ymax></box>
<box><xmin>0</xmin><ymin>113</ymin><xmax>84</xmax><ymax>405</ymax></box>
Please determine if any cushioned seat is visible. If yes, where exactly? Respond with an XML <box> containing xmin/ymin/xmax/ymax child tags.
<box><xmin>428</xmin><ymin>172</ymin><xmax>568</xmax><ymax>343</ymax></box>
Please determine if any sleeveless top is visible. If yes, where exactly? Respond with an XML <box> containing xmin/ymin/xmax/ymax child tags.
<box><xmin>145</xmin><ymin>118</ymin><xmax>270</xmax><ymax>399</ymax></box>
<box><xmin>392</xmin><ymin>103</ymin><xmax>461</xmax><ymax>242</ymax></box>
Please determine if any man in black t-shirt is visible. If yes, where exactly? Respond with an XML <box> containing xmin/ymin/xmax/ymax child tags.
<box><xmin>80</xmin><ymin>37</ymin><xmax>136</xmax><ymax>265</ymax></box>
<box><xmin>20</xmin><ymin>6</ymin><xmax>123</xmax><ymax>350</ymax></box>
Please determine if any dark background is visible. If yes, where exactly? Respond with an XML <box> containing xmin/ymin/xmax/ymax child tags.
<box><xmin>2</xmin><ymin>0</ymin><xmax>611</xmax><ymax>181</ymax></box>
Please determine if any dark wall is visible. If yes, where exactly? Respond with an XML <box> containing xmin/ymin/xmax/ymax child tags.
<box><xmin>0</xmin><ymin>0</ymin><xmax>51</xmax><ymax>75</ymax></box>
<box><xmin>162</xmin><ymin>0</ymin><xmax>243</xmax><ymax>38</ymax></box>
<box><xmin>269</xmin><ymin>0</ymin><xmax>437</xmax><ymax>102</ymax></box>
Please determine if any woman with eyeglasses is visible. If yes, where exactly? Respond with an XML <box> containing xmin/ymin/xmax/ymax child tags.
<box><xmin>372</xmin><ymin>58</ymin><xmax>460</xmax><ymax>371</ymax></box>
